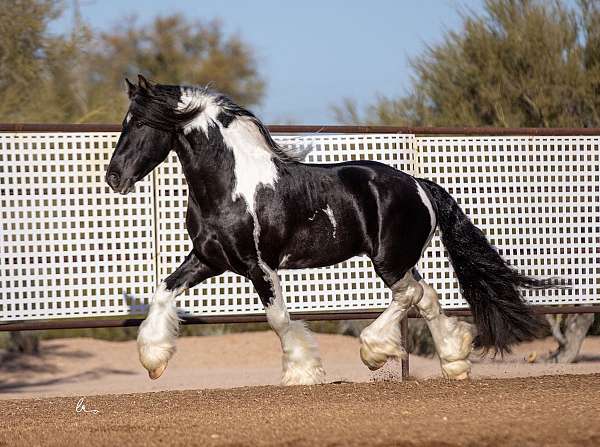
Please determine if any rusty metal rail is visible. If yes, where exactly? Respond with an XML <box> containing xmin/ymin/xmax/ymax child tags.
<box><xmin>2</xmin><ymin>123</ymin><xmax>600</xmax><ymax>136</ymax></box>
<box><xmin>2</xmin><ymin>305</ymin><xmax>598</xmax><ymax>332</ymax></box>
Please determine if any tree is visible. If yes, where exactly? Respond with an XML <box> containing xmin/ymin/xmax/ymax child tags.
<box><xmin>335</xmin><ymin>0</ymin><xmax>599</xmax><ymax>363</ymax></box>
<box><xmin>75</xmin><ymin>15</ymin><xmax>265</xmax><ymax>123</ymax></box>
<box><xmin>335</xmin><ymin>0</ymin><xmax>600</xmax><ymax>128</ymax></box>
<box><xmin>0</xmin><ymin>6</ymin><xmax>265</xmax><ymax>123</ymax></box>
<box><xmin>0</xmin><ymin>0</ymin><xmax>61</xmax><ymax>122</ymax></box>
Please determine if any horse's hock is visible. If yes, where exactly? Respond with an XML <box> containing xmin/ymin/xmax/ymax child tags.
<box><xmin>1</xmin><ymin>126</ymin><xmax>598</xmax><ymax>342</ymax></box>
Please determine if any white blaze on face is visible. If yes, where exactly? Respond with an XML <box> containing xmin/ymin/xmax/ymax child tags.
<box><xmin>125</xmin><ymin>113</ymin><xmax>132</xmax><ymax>124</ymax></box>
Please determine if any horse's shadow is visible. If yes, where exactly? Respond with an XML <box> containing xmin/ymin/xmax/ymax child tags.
<box><xmin>0</xmin><ymin>342</ymin><xmax>93</xmax><ymax>375</ymax></box>
<box><xmin>0</xmin><ymin>367</ymin><xmax>134</xmax><ymax>394</ymax></box>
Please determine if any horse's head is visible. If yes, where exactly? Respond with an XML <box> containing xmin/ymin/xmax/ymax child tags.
<box><xmin>106</xmin><ymin>75</ymin><xmax>176</xmax><ymax>194</ymax></box>
<box><xmin>106</xmin><ymin>75</ymin><xmax>309</xmax><ymax>194</ymax></box>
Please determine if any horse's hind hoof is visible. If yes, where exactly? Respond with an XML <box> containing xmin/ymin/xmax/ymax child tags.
<box><xmin>148</xmin><ymin>363</ymin><xmax>167</xmax><ymax>380</ymax></box>
<box><xmin>359</xmin><ymin>339</ymin><xmax>406</xmax><ymax>371</ymax></box>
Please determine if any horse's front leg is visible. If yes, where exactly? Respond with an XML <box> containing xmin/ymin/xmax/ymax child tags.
<box><xmin>138</xmin><ymin>251</ymin><xmax>220</xmax><ymax>379</ymax></box>
<box><xmin>249</xmin><ymin>262</ymin><xmax>325</xmax><ymax>386</ymax></box>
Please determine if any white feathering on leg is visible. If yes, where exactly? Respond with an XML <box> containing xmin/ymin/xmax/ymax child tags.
<box><xmin>262</xmin><ymin>263</ymin><xmax>325</xmax><ymax>385</ymax></box>
<box><xmin>137</xmin><ymin>282</ymin><xmax>180</xmax><ymax>374</ymax></box>
<box><xmin>416</xmin><ymin>280</ymin><xmax>474</xmax><ymax>380</ymax></box>
<box><xmin>280</xmin><ymin>320</ymin><xmax>326</xmax><ymax>386</ymax></box>
<box><xmin>359</xmin><ymin>272</ymin><xmax>422</xmax><ymax>371</ymax></box>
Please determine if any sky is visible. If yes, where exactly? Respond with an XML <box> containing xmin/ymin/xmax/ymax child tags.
<box><xmin>51</xmin><ymin>0</ymin><xmax>485</xmax><ymax>124</ymax></box>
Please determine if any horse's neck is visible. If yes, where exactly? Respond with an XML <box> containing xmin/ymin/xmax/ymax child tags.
<box><xmin>174</xmin><ymin>126</ymin><xmax>279</xmax><ymax>212</ymax></box>
<box><xmin>174</xmin><ymin>129</ymin><xmax>236</xmax><ymax>208</ymax></box>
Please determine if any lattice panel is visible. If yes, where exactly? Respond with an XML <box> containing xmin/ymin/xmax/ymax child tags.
<box><xmin>1</xmin><ymin>131</ymin><xmax>595</xmax><ymax>322</ymax></box>
<box><xmin>155</xmin><ymin>134</ymin><xmax>416</xmax><ymax>315</ymax></box>
<box><xmin>0</xmin><ymin>132</ymin><xmax>156</xmax><ymax>321</ymax></box>
<box><xmin>415</xmin><ymin>136</ymin><xmax>600</xmax><ymax>308</ymax></box>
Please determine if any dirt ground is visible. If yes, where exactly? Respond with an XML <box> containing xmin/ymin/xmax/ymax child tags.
<box><xmin>0</xmin><ymin>374</ymin><xmax>598</xmax><ymax>447</ymax></box>
<box><xmin>1</xmin><ymin>333</ymin><xmax>599</xmax><ymax>400</ymax></box>
<box><xmin>1</xmin><ymin>333</ymin><xmax>599</xmax><ymax>446</ymax></box>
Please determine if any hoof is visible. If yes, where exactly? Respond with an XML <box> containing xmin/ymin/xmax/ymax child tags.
<box><xmin>148</xmin><ymin>363</ymin><xmax>167</xmax><ymax>380</ymax></box>
<box><xmin>282</xmin><ymin>363</ymin><xmax>326</xmax><ymax>386</ymax></box>
<box><xmin>359</xmin><ymin>337</ymin><xmax>406</xmax><ymax>371</ymax></box>
<box><xmin>441</xmin><ymin>359</ymin><xmax>471</xmax><ymax>380</ymax></box>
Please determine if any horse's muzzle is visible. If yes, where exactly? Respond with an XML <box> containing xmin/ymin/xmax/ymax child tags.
<box><xmin>106</xmin><ymin>170</ymin><xmax>135</xmax><ymax>195</ymax></box>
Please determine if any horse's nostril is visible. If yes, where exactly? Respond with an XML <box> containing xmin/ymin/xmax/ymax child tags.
<box><xmin>107</xmin><ymin>172</ymin><xmax>121</xmax><ymax>187</ymax></box>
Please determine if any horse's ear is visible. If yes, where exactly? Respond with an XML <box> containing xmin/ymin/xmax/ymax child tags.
<box><xmin>125</xmin><ymin>78</ymin><xmax>136</xmax><ymax>98</ymax></box>
<box><xmin>137</xmin><ymin>74</ymin><xmax>154</xmax><ymax>93</ymax></box>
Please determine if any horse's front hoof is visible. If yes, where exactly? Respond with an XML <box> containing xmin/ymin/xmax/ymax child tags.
<box><xmin>148</xmin><ymin>363</ymin><xmax>167</xmax><ymax>380</ymax></box>
<box><xmin>282</xmin><ymin>361</ymin><xmax>325</xmax><ymax>386</ymax></box>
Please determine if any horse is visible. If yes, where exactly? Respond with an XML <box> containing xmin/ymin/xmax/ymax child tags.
<box><xmin>106</xmin><ymin>75</ymin><xmax>558</xmax><ymax>385</ymax></box>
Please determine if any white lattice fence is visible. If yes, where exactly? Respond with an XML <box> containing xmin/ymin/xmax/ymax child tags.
<box><xmin>0</xmin><ymin>131</ymin><xmax>598</xmax><ymax>322</ymax></box>
<box><xmin>414</xmin><ymin>136</ymin><xmax>600</xmax><ymax>308</ymax></box>
<box><xmin>0</xmin><ymin>132</ymin><xmax>155</xmax><ymax>321</ymax></box>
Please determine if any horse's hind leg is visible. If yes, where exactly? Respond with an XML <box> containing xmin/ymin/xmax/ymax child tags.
<box><xmin>249</xmin><ymin>262</ymin><xmax>325</xmax><ymax>385</ymax></box>
<box><xmin>415</xmin><ymin>275</ymin><xmax>474</xmax><ymax>380</ymax></box>
<box><xmin>359</xmin><ymin>270</ymin><xmax>423</xmax><ymax>370</ymax></box>
<box><xmin>137</xmin><ymin>251</ymin><xmax>219</xmax><ymax>379</ymax></box>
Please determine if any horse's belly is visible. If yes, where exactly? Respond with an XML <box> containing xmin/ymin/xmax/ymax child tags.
<box><xmin>276</xmin><ymin>224</ymin><xmax>365</xmax><ymax>269</ymax></box>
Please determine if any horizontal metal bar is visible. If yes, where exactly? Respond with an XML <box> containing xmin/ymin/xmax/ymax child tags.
<box><xmin>1</xmin><ymin>305</ymin><xmax>598</xmax><ymax>332</ymax></box>
<box><xmin>2</xmin><ymin>123</ymin><xmax>600</xmax><ymax>136</ymax></box>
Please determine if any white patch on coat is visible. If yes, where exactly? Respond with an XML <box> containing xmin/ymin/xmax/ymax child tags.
<box><xmin>322</xmin><ymin>204</ymin><xmax>337</xmax><ymax>239</ymax></box>
<box><xmin>414</xmin><ymin>179</ymin><xmax>437</xmax><ymax>238</ymax></box>
<box><xmin>177</xmin><ymin>88</ymin><xmax>279</xmax><ymax>266</ymax></box>
<box><xmin>279</xmin><ymin>254</ymin><xmax>291</xmax><ymax>268</ymax></box>
<box><xmin>177</xmin><ymin>88</ymin><xmax>278</xmax><ymax>217</ymax></box>
<box><xmin>125</xmin><ymin>113</ymin><xmax>132</xmax><ymax>124</ymax></box>
<box><xmin>222</xmin><ymin>117</ymin><xmax>279</xmax><ymax>213</ymax></box>
<box><xmin>178</xmin><ymin>89</ymin><xmax>221</xmax><ymax>136</ymax></box>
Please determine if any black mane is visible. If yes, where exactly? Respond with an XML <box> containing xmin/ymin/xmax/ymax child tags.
<box><xmin>129</xmin><ymin>83</ymin><xmax>306</xmax><ymax>162</ymax></box>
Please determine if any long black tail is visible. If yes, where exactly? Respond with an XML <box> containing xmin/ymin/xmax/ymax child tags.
<box><xmin>417</xmin><ymin>178</ymin><xmax>568</xmax><ymax>354</ymax></box>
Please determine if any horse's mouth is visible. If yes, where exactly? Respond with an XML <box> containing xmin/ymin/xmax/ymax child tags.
<box><xmin>120</xmin><ymin>183</ymin><xmax>136</xmax><ymax>195</ymax></box>
<box><xmin>108</xmin><ymin>178</ymin><xmax>136</xmax><ymax>195</ymax></box>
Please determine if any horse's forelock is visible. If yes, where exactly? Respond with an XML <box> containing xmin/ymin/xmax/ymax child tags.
<box><xmin>128</xmin><ymin>84</ymin><xmax>193</xmax><ymax>132</ymax></box>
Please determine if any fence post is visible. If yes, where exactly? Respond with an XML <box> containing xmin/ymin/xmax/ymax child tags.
<box><xmin>400</xmin><ymin>316</ymin><xmax>409</xmax><ymax>380</ymax></box>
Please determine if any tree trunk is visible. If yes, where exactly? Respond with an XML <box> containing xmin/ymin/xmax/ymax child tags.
<box><xmin>547</xmin><ymin>314</ymin><xmax>594</xmax><ymax>363</ymax></box>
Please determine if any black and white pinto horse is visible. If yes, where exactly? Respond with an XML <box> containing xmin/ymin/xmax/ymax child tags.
<box><xmin>107</xmin><ymin>75</ymin><xmax>555</xmax><ymax>384</ymax></box>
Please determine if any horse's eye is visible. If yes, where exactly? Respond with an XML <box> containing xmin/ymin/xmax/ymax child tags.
<box><xmin>136</xmin><ymin>121</ymin><xmax>144</xmax><ymax>128</ymax></box>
